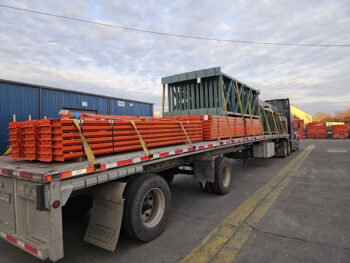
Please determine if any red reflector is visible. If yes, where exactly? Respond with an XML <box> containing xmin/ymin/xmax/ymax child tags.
<box><xmin>159</xmin><ymin>152</ymin><xmax>169</xmax><ymax>157</ymax></box>
<box><xmin>140</xmin><ymin>156</ymin><xmax>150</xmax><ymax>161</ymax></box>
<box><xmin>117</xmin><ymin>159</ymin><xmax>132</xmax><ymax>166</ymax></box>
<box><xmin>1</xmin><ymin>169</ymin><xmax>9</xmax><ymax>175</ymax></box>
<box><xmin>187</xmin><ymin>147</ymin><xmax>194</xmax><ymax>151</ymax></box>
<box><xmin>45</xmin><ymin>176</ymin><xmax>52</xmax><ymax>182</ymax></box>
<box><xmin>174</xmin><ymin>149</ymin><xmax>183</xmax><ymax>154</ymax></box>
<box><xmin>25</xmin><ymin>243</ymin><xmax>38</xmax><ymax>255</ymax></box>
<box><xmin>6</xmin><ymin>235</ymin><xmax>17</xmax><ymax>244</ymax></box>
<box><xmin>100</xmin><ymin>164</ymin><xmax>107</xmax><ymax>170</ymax></box>
<box><xmin>198</xmin><ymin>146</ymin><xmax>204</xmax><ymax>149</ymax></box>
<box><xmin>60</xmin><ymin>172</ymin><xmax>72</xmax><ymax>178</ymax></box>
<box><xmin>19</xmin><ymin>172</ymin><xmax>32</xmax><ymax>179</ymax></box>
<box><xmin>208</xmin><ymin>144</ymin><xmax>213</xmax><ymax>147</ymax></box>
<box><xmin>86</xmin><ymin>167</ymin><xmax>95</xmax><ymax>173</ymax></box>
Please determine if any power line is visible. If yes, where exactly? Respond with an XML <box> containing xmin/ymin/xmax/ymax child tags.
<box><xmin>1</xmin><ymin>4</ymin><xmax>349</xmax><ymax>48</ymax></box>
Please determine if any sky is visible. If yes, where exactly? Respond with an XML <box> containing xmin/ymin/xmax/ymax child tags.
<box><xmin>0</xmin><ymin>0</ymin><xmax>349</xmax><ymax>115</ymax></box>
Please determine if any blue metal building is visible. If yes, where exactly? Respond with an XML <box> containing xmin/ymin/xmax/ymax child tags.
<box><xmin>0</xmin><ymin>79</ymin><xmax>153</xmax><ymax>154</ymax></box>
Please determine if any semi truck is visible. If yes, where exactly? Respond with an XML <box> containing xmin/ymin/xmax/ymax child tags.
<box><xmin>0</xmin><ymin>71</ymin><xmax>298</xmax><ymax>261</ymax></box>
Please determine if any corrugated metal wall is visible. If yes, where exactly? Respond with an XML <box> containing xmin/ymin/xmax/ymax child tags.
<box><xmin>0</xmin><ymin>82</ymin><xmax>39</xmax><ymax>155</ymax></box>
<box><xmin>42</xmin><ymin>88</ymin><xmax>110</xmax><ymax>118</ymax></box>
<box><xmin>110</xmin><ymin>99</ymin><xmax>152</xmax><ymax>116</ymax></box>
<box><xmin>0</xmin><ymin>80</ymin><xmax>153</xmax><ymax>154</ymax></box>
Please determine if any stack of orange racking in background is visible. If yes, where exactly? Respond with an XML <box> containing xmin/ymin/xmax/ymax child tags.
<box><xmin>331</xmin><ymin>125</ymin><xmax>349</xmax><ymax>139</ymax></box>
<box><xmin>307</xmin><ymin>122</ymin><xmax>327</xmax><ymax>139</ymax></box>
<box><xmin>294</xmin><ymin>119</ymin><xmax>304</xmax><ymax>139</ymax></box>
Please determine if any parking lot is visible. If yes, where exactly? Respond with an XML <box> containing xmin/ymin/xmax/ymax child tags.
<box><xmin>1</xmin><ymin>139</ymin><xmax>349</xmax><ymax>263</ymax></box>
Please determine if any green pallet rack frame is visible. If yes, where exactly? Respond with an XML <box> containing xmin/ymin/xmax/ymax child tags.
<box><xmin>259</xmin><ymin>100</ymin><xmax>284</xmax><ymax>135</ymax></box>
<box><xmin>162</xmin><ymin>67</ymin><xmax>260</xmax><ymax>118</ymax></box>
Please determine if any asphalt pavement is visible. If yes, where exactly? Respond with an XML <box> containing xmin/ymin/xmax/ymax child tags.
<box><xmin>0</xmin><ymin>139</ymin><xmax>349</xmax><ymax>263</ymax></box>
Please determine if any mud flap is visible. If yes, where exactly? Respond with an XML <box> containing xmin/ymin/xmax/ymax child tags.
<box><xmin>193</xmin><ymin>153</ymin><xmax>215</xmax><ymax>186</ymax></box>
<box><xmin>84</xmin><ymin>181</ymin><xmax>126</xmax><ymax>252</ymax></box>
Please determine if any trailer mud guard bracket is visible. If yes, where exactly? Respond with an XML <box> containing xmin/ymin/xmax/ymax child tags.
<box><xmin>193</xmin><ymin>153</ymin><xmax>215</xmax><ymax>186</ymax></box>
<box><xmin>84</xmin><ymin>181</ymin><xmax>126</xmax><ymax>252</ymax></box>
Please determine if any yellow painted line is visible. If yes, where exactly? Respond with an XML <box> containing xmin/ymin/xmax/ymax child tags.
<box><xmin>212</xmin><ymin>144</ymin><xmax>315</xmax><ymax>262</ymax></box>
<box><xmin>180</xmin><ymin>145</ymin><xmax>315</xmax><ymax>263</ymax></box>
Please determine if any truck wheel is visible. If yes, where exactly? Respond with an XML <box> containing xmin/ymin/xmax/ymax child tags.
<box><xmin>281</xmin><ymin>141</ymin><xmax>288</xmax><ymax>158</ymax></box>
<box><xmin>287</xmin><ymin>141</ymin><xmax>291</xmax><ymax>156</ymax></box>
<box><xmin>122</xmin><ymin>174</ymin><xmax>171</xmax><ymax>242</ymax></box>
<box><xmin>212</xmin><ymin>157</ymin><xmax>232</xmax><ymax>195</ymax></box>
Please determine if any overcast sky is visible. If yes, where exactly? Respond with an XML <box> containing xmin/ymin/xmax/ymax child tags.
<box><xmin>0</xmin><ymin>0</ymin><xmax>349</xmax><ymax>115</ymax></box>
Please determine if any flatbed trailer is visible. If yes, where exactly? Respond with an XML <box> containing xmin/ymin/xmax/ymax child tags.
<box><xmin>0</xmin><ymin>133</ymin><xmax>294</xmax><ymax>261</ymax></box>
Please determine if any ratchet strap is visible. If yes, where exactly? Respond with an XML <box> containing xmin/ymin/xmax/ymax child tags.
<box><xmin>162</xmin><ymin>84</ymin><xmax>166</xmax><ymax>114</ymax></box>
<box><xmin>245</xmin><ymin>92</ymin><xmax>255</xmax><ymax>136</ymax></box>
<box><xmin>220</xmin><ymin>75</ymin><xmax>232</xmax><ymax>140</ymax></box>
<box><xmin>257</xmin><ymin>99</ymin><xmax>265</xmax><ymax>135</ymax></box>
<box><xmin>271</xmin><ymin>112</ymin><xmax>280</xmax><ymax>135</ymax></box>
<box><xmin>3</xmin><ymin>147</ymin><xmax>11</xmax><ymax>156</ymax></box>
<box><xmin>130</xmin><ymin>120</ymin><xmax>150</xmax><ymax>156</ymax></box>
<box><xmin>277</xmin><ymin>113</ymin><xmax>286</xmax><ymax>134</ymax></box>
<box><xmin>110</xmin><ymin>120</ymin><xmax>115</xmax><ymax>152</ymax></box>
<box><xmin>179</xmin><ymin>121</ymin><xmax>193</xmax><ymax>147</ymax></box>
<box><xmin>235</xmin><ymin>80</ymin><xmax>247</xmax><ymax>137</ymax></box>
<box><xmin>72</xmin><ymin>118</ymin><xmax>96</xmax><ymax>166</ymax></box>
<box><xmin>262</xmin><ymin>108</ymin><xmax>272</xmax><ymax>135</ymax></box>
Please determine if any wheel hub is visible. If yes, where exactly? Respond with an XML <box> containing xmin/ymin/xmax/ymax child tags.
<box><xmin>141</xmin><ymin>188</ymin><xmax>165</xmax><ymax>228</ymax></box>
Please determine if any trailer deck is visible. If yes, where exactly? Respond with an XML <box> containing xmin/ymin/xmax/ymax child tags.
<box><xmin>0</xmin><ymin>134</ymin><xmax>287</xmax><ymax>184</ymax></box>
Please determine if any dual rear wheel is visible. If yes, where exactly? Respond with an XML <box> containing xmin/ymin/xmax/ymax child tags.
<box><xmin>122</xmin><ymin>157</ymin><xmax>233</xmax><ymax>243</ymax></box>
<box><xmin>122</xmin><ymin>174</ymin><xmax>171</xmax><ymax>242</ymax></box>
<box><xmin>200</xmin><ymin>156</ymin><xmax>233</xmax><ymax>195</ymax></box>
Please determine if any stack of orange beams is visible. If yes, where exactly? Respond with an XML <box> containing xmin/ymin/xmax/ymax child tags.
<box><xmin>164</xmin><ymin>115</ymin><xmax>263</xmax><ymax>140</ymax></box>
<box><xmin>244</xmin><ymin>118</ymin><xmax>264</xmax><ymax>136</ymax></box>
<box><xmin>203</xmin><ymin>116</ymin><xmax>263</xmax><ymax>140</ymax></box>
<box><xmin>9</xmin><ymin>122</ymin><xmax>23</xmax><ymax>160</ymax></box>
<box><xmin>9</xmin><ymin>117</ymin><xmax>203</xmax><ymax>162</ymax></box>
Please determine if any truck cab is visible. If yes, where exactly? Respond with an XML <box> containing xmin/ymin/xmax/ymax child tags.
<box><xmin>265</xmin><ymin>98</ymin><xmax>300</xmax><ymax>152</ymax></box>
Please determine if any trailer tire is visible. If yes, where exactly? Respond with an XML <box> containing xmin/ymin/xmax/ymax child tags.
<box><xmin>122</xmin><ymin>174</ymin><xmax>171</xmax><ymax>242</ymax></box>
<box><xmin>212</xmin><ymin>157</ymin><xmax>232</xmax><ymax>195</ymax></box>
<box><xmin>287</xmin><ymin>141</ymin><xmax>291</xmax><ymax>156</ymax></box>
<box><xmin>281</xmin><ymin>140</ymin><xmax>288</xmax><ymax>158</ymax></box>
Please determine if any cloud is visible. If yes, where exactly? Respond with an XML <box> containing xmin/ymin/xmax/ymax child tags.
<box><xmin>0</xmin><ymin>0</ymin><xmax>349</xmax><ymax>115</ymax></box>
<box><xmin>217</xmin><ymin>23</ymin><xmax>231</xmax><ymax>32</ymax></box>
